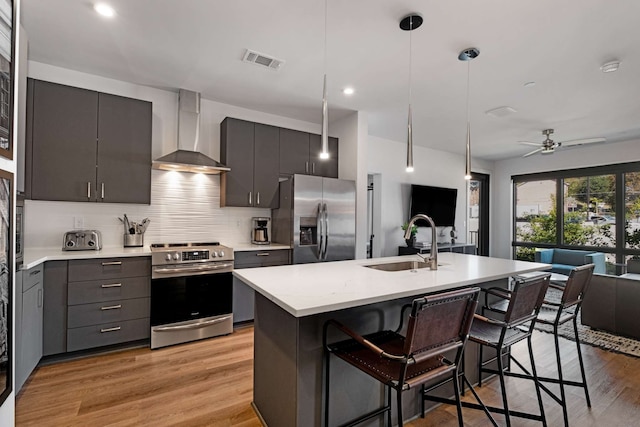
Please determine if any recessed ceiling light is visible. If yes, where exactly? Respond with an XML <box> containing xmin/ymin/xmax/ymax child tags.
<box><xmin>94</xmin><ymin>3</ymin><xmax>115</xmax><ymax>18</ymax></box>
<box><xmin>343</xmin><ymin>87</ymin><xmax>355</xmax><ymax>96</ymax></box>
<box><xmin>600</xmin><ymin>60</ymin><xmax>620</xmax><ymax>73</ymax></box>
<box><xmin>523</xmin><ymin>81</ymin><xmax>536</xmax><ymax>88</ymax></box>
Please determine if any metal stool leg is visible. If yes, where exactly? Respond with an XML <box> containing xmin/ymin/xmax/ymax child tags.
<box><xmin>528</xmin><ymin>336</ymin><xmax>547</xmax><ymax>427</ymax></box>
<box><xmin>396</xmin><ymin>388</ymin><xmax>403</xmax><ymax>427</ymax></box>
<box><xmin>496</xmin><ymin>347</ymin><xmax>512</xmax><ymax>427</ymax></box>
<box><xmin>452</xmin><ymin>369</ymin><xmax>464</xmax><ymax>427</ymax></box>
<box><xmin>387</xmin><ymin>385</ymin><xmax>392</xmax><ymax>427</ymax></box>
<box><xmin>324</xmin><ymin>350</ymin><xmax>331</xmax><ymax>427</ymax></box>
<box><xmin>573</xmin><ymin>316</ymin><xmax>591</xmax><ymax>407</ymax></box>
<box><xmin>553</xmin><ymin>324</ymin><xmax>569</xmax><ymax>427</ymax></box>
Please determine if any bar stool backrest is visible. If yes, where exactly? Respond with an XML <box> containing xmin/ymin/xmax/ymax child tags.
<box><xmin>561</xmin><ymin>263</ymin><xmax>594</xmax><ymax>307</ymax></box>
<box><xmin>403</xmin><ymin>287</ymin><xmax>479</xmax><ymax>360</ymax></box>
<box><xmin>504</xmin><ymin>274</ymin><xmax>551</xmax><ymax>326</ymax></box>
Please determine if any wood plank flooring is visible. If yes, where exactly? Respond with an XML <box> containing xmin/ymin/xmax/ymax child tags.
<box><xmin>16</xmin><ymin>325</ymin><xmax>640</xmax><ymax>426</ymax></box>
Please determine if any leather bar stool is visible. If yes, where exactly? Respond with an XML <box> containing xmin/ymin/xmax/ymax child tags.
<box><xmin>531</xmin><ymin>263</ymin><xmax>594</xmax><ymax>427</ymax></box>
<box><xmin>464</xmin><ymin>273</ymin><xmax>551</xmax><ymax>427</ymax></box>
<box><xmin>322</xmin><ymin>287</ymin><xmax>479</xmax><ymax>427</ymax></box>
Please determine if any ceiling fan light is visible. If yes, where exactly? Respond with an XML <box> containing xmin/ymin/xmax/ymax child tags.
<box><xmin>541</xmin><ymin>148</ymin><xmax>554</xmax><ymax>154</ymax></box>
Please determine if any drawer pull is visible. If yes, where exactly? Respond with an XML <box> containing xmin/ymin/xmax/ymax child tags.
<box><xmin>29</xmin><ymin>269</ymin><xmax>41</xmax><ymax>276</ymax></box>
<box><xmin>100</xmin><ymin>304</ymin><xmax>122</xmax><ymax>311</ymax></box>
<box><xmin>154</xmin><ymin>316</ymin><xmax>231</xmax><ymax>332</ymax></box>
<box><xmin>101</xmin><ymin>283</ymin><xmax>122</xmax><ymax>288</ymax></box>
<box><xmin>256</xmin><ymin>253</ymin><xmax>270</xmax><ymax>257</ymax></box>
<box><xmin>102</xmin><ymin>261</ymin><xmax>122</xmax><ymax>266</ymax></box>
<box><xmin>100</xmin><ymin>326</ymin><xmax>121</xmax><ymax>333</ymax></box>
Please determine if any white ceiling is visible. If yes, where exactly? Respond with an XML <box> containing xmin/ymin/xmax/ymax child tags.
<box><xmin>21</xmin><ymin>0</ymin><xmax>640</xmax><ymax>160</ymax></box>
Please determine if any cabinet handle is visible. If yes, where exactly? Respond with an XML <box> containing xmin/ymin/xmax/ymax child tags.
<box><xmin>256</xmin><ymin>253</ymin><xmax>270</xmax><ymax>257</ymax></box>
<box><xmin>101</xmin><ymin>304</ymin><xmax>122</xmax><ymax>311</ymax></box>
<box><xmin>87</xmin><ymin>182</ymin><xmax>91</xmax><ymax>199</ymax></box>
<box><xmin>248</xmin><ymin>191</ymin><xmax>252</xmax><ymax>205</ymax></box>
<box><xmin>101</xmin><ymin>182</ymin><xmax>105</xmax><ymax>199</ymax></box>
<box><xmin>102</xmin><ymin>261</ymin><xmax>122</xmax><ymax>266</ymax></box>
<box><xmin>305</xmin><ymin>161</ymin><xmax>309</xmax><ymax>174</ymax></box>
<box><xmin>100</xmin><ymin>326</ymin><xmax>121</xmax><ymax>333</ymax></box>
<box><xmin>101</xmin><ymin>283</ymin><xmax>122</xmax><ymax>288</ymax></box>
<box><xmin>29</xmin><ymin>269</ymin><xmax>41</xmax><ymax>276</ymax></box>
<box><xmin>256</xmin><ymin>192</ymin><xmax>260</xmax><ymax>205</ymax></box>
<box><xmin>37</xmin><ymin>288</ymin><xmax>43</xmax><ymax>308</ymax></box>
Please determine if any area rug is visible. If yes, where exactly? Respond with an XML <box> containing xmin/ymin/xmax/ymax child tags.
<box><xmin>534</xmin><ymin>288</ymin><xmax>640</xmax><ymax>358</ymax></box>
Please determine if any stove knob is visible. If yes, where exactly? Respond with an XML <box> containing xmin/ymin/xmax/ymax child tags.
<box><xmin>211</xmin><ymin>251</ymin><xmax>218</xmax><ymax>258</ymax></box>
<box><xmin>173</xmin><ymin>253</ymin><xmax>180</xmax><ymax>261</ymax></box>
<box><xmin>66</xmin><ymin>240</ymin><xmax>75</xmax><ymax>247</ymax></box>
<box><xmin>219</xmin><ymin>250</ymin><xmax>225</xmax><ymax>257</ymax></box>
<box><xmin>165</xmin><ymin>254</ymin><xmax>172</xmax><ymax>262</ymax></box>
<box><xmin>88</xmin><ymin>240</ymin><xmax>95</xmax><ymax>247</ymax></box>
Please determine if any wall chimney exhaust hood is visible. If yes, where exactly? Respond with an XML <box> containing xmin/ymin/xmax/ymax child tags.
<box><xmin>152</xmin><ymin>89</ymin><xmax>230</xmax><ymax>174</ymax></box>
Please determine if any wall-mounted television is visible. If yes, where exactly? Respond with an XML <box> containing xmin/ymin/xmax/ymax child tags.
<box><xmin>409</xmin><ymin>184</ymin><xmax>457</xmax><ymax>227</ymax></box>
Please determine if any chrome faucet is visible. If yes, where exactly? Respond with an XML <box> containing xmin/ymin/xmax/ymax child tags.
<box><xmin>404</xmin><ymin>214</ymin><xmax>438</xmax><ymax>270</ymax></box>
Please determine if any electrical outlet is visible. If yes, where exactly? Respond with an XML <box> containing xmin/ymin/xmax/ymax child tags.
<box><xmin>73</xmin><ymin>216</ymin><xmax>84</xmax><ymax>229</ymax></box>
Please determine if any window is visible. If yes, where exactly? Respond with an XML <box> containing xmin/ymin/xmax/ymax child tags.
<box><xmin>514</xmin><ymin>180</ymin><xmax>556</xmax><ymax>261</ymax></box>
<box><xmin>512</xmin><ymin>162</ymin><xmax>640</xmax><ymax>269</ymax></box>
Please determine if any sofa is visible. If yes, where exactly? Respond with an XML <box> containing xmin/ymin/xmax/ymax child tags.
<box><xmin>534</xmin><ymin>248</ymin><xmax>606</xmax><ymax>275</ymax></box>
<box><xmin>581</xmin><ymin>272</ymin><xmax>640</xmax><ymax>340</ymax></box>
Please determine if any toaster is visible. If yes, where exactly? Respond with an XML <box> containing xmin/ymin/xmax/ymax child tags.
<box><xmin>63</xmin><ymin>230</ymin><xmax>102</xmax><ymax>251</ymax></box>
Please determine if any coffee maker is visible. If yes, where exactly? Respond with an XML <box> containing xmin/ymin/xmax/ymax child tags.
<box><xmin>252</xmin><ymin>217</ymin><xmax>271</xmax><ymax>245</ymax></box>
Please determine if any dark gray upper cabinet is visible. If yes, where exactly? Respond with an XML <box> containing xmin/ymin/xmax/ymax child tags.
<box><xmin>309</xmin><ymin>134</ymin><xmax>338</xmax><ymax>178</ymax></box>
<box><xmin>220</xmin><ymin>118</ymin><xmax>280</xmax><ymax>208</ymax></box>
<box><xmin>280</xmin><ymin>129</ymin><xmax>338</xmax><ymax>177</ymax></box>
<box><xmin>97</xmin><ymin>93</ymin><xmax>152</xmax><ymax>204</ymax></box>
<box><xmin>26</xmin><ymin>79</ymin><xmax>152</xmax><ymax>204</ymax></box>
<box><xmin>279</xmin><ymin>128</ymin><xmax>310</xmax><ymax>176</ymax></box>
<box><xmin>28</xmin><ymin>79</ymin><xmax>98</xmax><ymax>202</ymax></box>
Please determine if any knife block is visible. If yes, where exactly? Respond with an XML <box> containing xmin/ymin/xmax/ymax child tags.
<box><xmin>124</xmin><ymin>233</ymin><xmax>144</xmax><ymax>247</ymax></box>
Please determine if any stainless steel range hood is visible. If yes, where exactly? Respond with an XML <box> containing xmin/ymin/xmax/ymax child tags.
<box><xmin>152</xmin><ymin>89</ymin><xmax>230</xmax><ymax>174</ymax></box>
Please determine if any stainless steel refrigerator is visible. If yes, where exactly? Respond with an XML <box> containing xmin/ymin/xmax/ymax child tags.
<box><xmin>272</xmin><ymin>174</ymin><xmax>356</xmax><ymax>264</ymax></box>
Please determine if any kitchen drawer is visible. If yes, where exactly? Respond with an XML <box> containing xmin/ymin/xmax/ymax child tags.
<box><xmin>67</xmin><ymin>297</ymin><xmax>150</xmax><ymax>328</ymax></box>
<box><xmin>22</xmin><ymin>264</ymin><xmax>44</xmax><ymax>293</ymax></box>
<box><xmin>68</xmin><ymin>256</ymin><xmax>151</xmax><ymax>282</ymax></box>
<box><xmin>68</xmin><ymin>276</ymin><xmax>150</xmax><ymax>305</ymax></box>
<box><xmin>234</xmin><ymin>249</ymin><xmax>291</xmax><ymax>268</ymax></box>
<box><xmin>67</xmin><ymin>317</ymin><xmax>150</xmax><ymax>352</ymax></box>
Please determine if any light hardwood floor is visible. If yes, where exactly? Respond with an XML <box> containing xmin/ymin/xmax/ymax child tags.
<box><xmin>16</xmin><ymin>325</ymin><xmax>640</xmax><ymax>426</ymax></box>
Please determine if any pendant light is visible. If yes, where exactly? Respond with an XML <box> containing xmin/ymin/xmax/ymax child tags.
<box><xmin>400</xmin><ymin>14</ymin><xmax>423</xmax><ymax>173</ymax></box>
<box><xmin>319</xmin><ymin>0</ymin><xmax>330</xmax><ymax>160</ymax></box>
<box><xmin>458</xmin><ymin>47</ymin><xmax>479</xmax><ymax>180</ymax></box>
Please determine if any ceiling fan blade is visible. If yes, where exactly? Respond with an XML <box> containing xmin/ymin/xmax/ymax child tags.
<box><xmin>523</xmin><ymin>147</ymin><xmax>544</xmax><ymax>157</ymax></box>
<box><xmin>560</xmin><ymin>137</ymin><xmax>606</xmax><ymax>147</ymax></box>
<box><xmin>519</xmin><ymin>141</ymin><xmax>541</xmax><ymax>147</ymax></box>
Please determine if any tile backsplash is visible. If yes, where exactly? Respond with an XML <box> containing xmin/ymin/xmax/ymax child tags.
<box><xmin>24</xmin><ymin>170</ymin><xmax>270</xmax><ymax>249</ymax></box>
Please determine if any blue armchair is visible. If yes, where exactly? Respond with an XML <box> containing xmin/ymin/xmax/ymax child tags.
<box><xmin>534</xmin><ymin>248</ymin><xmax>606</xmax><ymax>275</ymax></box>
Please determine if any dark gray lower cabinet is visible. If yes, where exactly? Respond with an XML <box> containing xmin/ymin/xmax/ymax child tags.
<box><xmin>233</xmin><ymin>249</ymin><xmax>291</xmax><ymax>323</ymax></box>
<box><xmin>43</xmin><ymin>257</ymin><xmax>151</xmax><ymax>357</ymax></box>
<box><xmin>43</xmin><ymin>261</ymin><xmax>68</xmax><ymax>356</ymax></box>
<box><xmin>16</xmin><ymin>268</ymin><xmax>43</xmax><ymax>393</ymax></box>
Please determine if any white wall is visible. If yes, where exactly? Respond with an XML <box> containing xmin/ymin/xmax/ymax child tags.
<box><xmin>24</xmin><ymin>62</ymin><xmax>326</xmax><ymax>249</ymax></box>
<box><xmin>367</xmin><ymin>134</ymin><xmax>494</xmax><ymax>257</ymax></box>
<box><xmin>332</xmin><ymin>111</ymin><xmax>368</xmax><ymax>259</ymax></box>
<box><xmin>491</xmin><ymin>138</ymin><xmax>640</xmax><ymax>259</ymax></box>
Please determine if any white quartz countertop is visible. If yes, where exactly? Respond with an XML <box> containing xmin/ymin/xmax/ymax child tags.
<box><xmin>22</xmin><ymin>247</ymin><xmax>153</xmax><ymax>269</ymax></box>
<box><xmin>22</xmin><ymin>242</ymin><xmax>291</xmax><ymax>269</ymax></box>
<box><xmin>233</xmin><ymin>252</ymin><xmax>551</xmax><ymax>317</ymax></box>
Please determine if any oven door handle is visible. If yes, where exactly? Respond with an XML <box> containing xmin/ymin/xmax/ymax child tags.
<box><xmin>153</xmin><ymin>316</ymin><xmax>232</xmax><ymax>332</ymax></box>
<box><xmin>152</xmin><ymin>263</ymin><xmax>233</xmax><ymax>274</ymax></box>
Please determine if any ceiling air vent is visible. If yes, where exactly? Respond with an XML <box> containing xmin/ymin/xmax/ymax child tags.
<box><xmin>242</xmin><ymin>49</ymin><xmax>285</xmax><ymax>71</ymax></box>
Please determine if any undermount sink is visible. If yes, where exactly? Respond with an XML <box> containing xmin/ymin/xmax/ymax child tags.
<box><xmin>364</xmin><ymin>260</ymin><xmax>446</xmax><ymax>272</ymax></box>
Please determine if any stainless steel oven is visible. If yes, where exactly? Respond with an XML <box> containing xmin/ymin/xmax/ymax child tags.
<box><xmin>150</xmin><ymin>242</ymin><xmax>234</xmax><ymax>349</ymax></box>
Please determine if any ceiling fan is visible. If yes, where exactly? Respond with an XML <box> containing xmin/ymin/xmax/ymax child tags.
<box><xmin>520</xmin><ymin>129</ymin><xmax>606</xmax><ymax>157</ymax></box>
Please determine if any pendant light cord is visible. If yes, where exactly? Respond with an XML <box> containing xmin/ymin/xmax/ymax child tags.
<box><xmin>408</xmin><ymin>17</ymin><xmax>412</xmax><ymax>107</ymax></box>
<box><xmin>466</xmin><ymin>60</ymin><xmax>470</xmax><ymax>125</ymax></box>
<box><xmin>324</xmin><ymin>0</ymin><xmax>327</xmax><ymax>74</ymax></box>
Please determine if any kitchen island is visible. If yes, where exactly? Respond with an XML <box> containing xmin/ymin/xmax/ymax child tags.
<box><xmin>233</xmin><ymin>253</ymin><xmax>550</xmax><ymax>427</ymax></box>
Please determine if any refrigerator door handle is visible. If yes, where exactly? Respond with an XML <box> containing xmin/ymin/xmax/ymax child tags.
<box><xmin>322</xmin><ymin>203</ymin><xmax>329</xmax><ymax>260</ymax></box>
<box><xmin>316</xmin><ymin>203</ymin><xmax>323</xmax><ymax>260</ymax></box>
